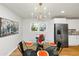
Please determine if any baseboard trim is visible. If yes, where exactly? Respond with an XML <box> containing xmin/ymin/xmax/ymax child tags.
<box><xmin>7</xmin><ymin>45</ymin><xmax>18</xmax><ymax>56</ymax></box>
<box><xmin>7</xmin><ymin>40</ymin><xmax>22</xmax><ymax>56</ymax></box>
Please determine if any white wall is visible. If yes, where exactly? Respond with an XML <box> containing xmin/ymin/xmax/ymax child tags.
<box><xmin>0</xmin><ymin>5</ymin><xmax>22</xmax><ymax>56</ymax></box>
<box><xmin>22</xmin><ymin>18</ymin><xmax>79</xmax><ymax>46</ymax></box>
<box><xmin>22</xmin><ymin>18</ymin><xmax>67</xmax><ymax>43</ymax></box>
<box><xmin>22</xmin><ymin>19</ymin><xmax>54</xmax><ymax>42</ymax></box>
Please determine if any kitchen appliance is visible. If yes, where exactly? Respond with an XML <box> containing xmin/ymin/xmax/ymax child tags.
<box><xmin>54</xmin><ymin>24</ymin><xmax>68</xmax><ymax>47</ymax></box>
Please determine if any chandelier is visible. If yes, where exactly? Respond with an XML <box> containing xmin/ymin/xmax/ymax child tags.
<box><xmin>32</xmin><ymin>3</ymin><xmax>51</xmax><ymax>20</ymax></box>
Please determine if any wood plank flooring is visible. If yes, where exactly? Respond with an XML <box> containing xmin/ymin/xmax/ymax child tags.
<box><xmin>60</xmin><ymin>46</ymin><xmax>79</xmax><ymax>56</ymax></box>
<box><xmin>10</xmin><ymin>45</ymin><xmax>79</xmax><ymax>56</ymax></box>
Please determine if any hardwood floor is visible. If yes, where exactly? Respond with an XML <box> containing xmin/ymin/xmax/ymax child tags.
<box><xmin>60</xmin><ymin>46</ymin><xmax>79</xmax><ymax>56</ymax></box>
<box><xmin>10</xmin><ymin>45</ymin><xmax>79</xmax><ymax>56</ymax></box>
<box><xmin>10</xmin><ymin>48</ymin><xmax>22</xmax><ymax>56</ymax></box>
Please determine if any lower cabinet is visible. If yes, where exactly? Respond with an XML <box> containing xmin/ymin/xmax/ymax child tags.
<box><xmin>68</xmin><ymin>35</ymin><xmax>79</xmax><ymax>46</ymax></box>
<box><xmin>76</xmin><ymin>35</ymin><xmax>79</xmax><ymax>45</ymax></box>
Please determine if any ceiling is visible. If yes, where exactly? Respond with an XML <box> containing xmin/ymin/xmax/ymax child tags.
<box><xmin>1</xmin><ymin>3</ymin><xmax>79</xmax><ymax>19</ymax></box>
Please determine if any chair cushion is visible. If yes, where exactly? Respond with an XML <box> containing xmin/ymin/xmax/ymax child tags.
<box><xmin>25</xmin><ymin>41</ymin><xmax>33</xmax><ymax>46</ymax></box>
<box><xmin>45</xmin><ymin>46</ymin><xmax>58</xmax><ymax>56</ymax></box>
<box><xmin>48</xmin><ymin>42</ymin><xmax>56</xmax><ymax>46</ymax></box>
<box><xmin>23</xmin><ymin>49</ymin><xmax>37</xmax><ymax>56</ymax></box>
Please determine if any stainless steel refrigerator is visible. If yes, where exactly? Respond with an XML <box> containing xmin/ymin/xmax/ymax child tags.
<box><xmin>54</xmin><ymin>24</ymin><xmax>68</xmax><ymax>47</ymax></box>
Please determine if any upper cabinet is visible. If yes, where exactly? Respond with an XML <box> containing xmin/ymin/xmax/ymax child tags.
<box><xmin>67</xmin><ymin>19</ymin><xmax>79</xmax><ymax>30</ymax></box>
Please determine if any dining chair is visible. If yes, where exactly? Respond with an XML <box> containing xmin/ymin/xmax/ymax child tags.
<box><xmin>18</xmin><ymin>41</ymin><xmax>37</xmax><ymax>56</ymax></box>
<box><xmin>56</xmin><ymin>41</ymin><xmax>63</xmax><ymax>55</ymax></box>
<box><xmin>18</xmin><ymin>41</ymin><xmax>24</xmax><ymax>55</ymax></box>
<box><xmin>45</xmin><ymin>41</ymin><xmax>62</xmax><ymax>56</ymax></box>
<box><xmin>25</xmin><ymin>41</ymin><xmax>33</xmax><ymax>46</ymax></box>
<box><xmin>53</xmin><ymin>41</ymin><xmax>62</xmax><ymax>56</ymax></box>
<box><xmin>48</xmin><ymin>42</ymin><xmax>56</xmax><ymax>46</ymax></box>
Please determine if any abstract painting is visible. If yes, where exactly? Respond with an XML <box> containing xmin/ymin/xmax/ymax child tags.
<box><xmin>0</xmin><ymin>17</ymin><xmax>19</xmax><ymax>37</ymax></box>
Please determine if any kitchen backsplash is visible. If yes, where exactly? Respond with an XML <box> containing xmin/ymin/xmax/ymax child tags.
<box><xmin>68</xmin><ymin>29</ymin><xmax>79</xmax><ymax>35</ymax></box>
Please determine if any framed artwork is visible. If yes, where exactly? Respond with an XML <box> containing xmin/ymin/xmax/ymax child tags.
<box><xmin>31</xmin><ymin>23</ymin><xmax>38</xmax><ymax>31</ymax></box>
<box><xmin>0</xmin><ymin>17</ymin><xmax>19</xmax><ymax>37</ymax></box>
<box><xmin>39</xmin><ymin>24</ymin><xmax>46</xmax><ymax>31</ymax></box>
<box><xmin>31</xmin><ymin>23</ymin><xmax>46</xmax><ymax>31</ymax></box>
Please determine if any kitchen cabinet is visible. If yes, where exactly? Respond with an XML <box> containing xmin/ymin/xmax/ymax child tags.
<box><xmin>67</xmin><ymin>19</ymin><xmax>79</xmax><ymax>46</ymax></box>
<box><xmin>76</xmin><ymin>35</ymin><xmax>79</xmax><ymax>45</ymax></box>
<box><xmin>68</xmin><ymin>35</ymin><xmax>78</xmax><ymax>46</ymax></box>
<box><xmin>69</xmin><ymin>35</ymin><xmax>79</xmax><ymax>46</ymax></box>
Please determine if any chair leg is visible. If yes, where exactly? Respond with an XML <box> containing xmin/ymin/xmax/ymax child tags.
<box><xmin>58</xmin><ymin>47</ymin><xmax>63</xmax><ymax>55</ymax></box>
